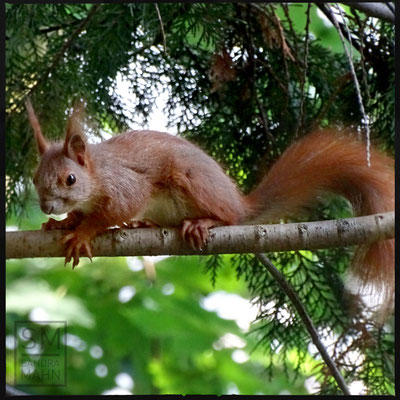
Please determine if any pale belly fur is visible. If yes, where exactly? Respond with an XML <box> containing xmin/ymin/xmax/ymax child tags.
<box><xmin>135</xmin><ymin>187</ymin><xmax>201</xmax><ymax>227</ymax></box>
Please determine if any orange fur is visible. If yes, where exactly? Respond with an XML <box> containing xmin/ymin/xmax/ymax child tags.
<box><xmin>246</xmin><ymin>129</ymin><xmax>394</xmax><ymax>319</ymax></box>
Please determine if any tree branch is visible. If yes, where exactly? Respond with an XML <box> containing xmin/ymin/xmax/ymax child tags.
<box><xmin>316</xmin><ymin>4</ymin><xmax>362</xmax><ymax>54</ymax></box>
<box><xmin>5</xmin><ymin>384</ymin><xmax>28</xmax><ymax>396</ymax></box>
<box><xmin>6</xmin><ymin>212</ymin><xmax>394</xmax><ymax>260</ymax></box>
<box><xmin>255</xmin><ymin>253</ymin><xmax>351</xmax><ymax>395</ymax></box>
<box><xmin>24</xmin><ymin>4</ymin><xmax>101</xmax><ymax>101</ymax></box>
<box><xmin>38</xmin><ymin>21</ymin><xmax>81</xmax><ymax>35</ymax></box>
<box><xmin>346</xmin><ymin>2</ymin><xmax>395</xmax><ymax>24</ymax></box>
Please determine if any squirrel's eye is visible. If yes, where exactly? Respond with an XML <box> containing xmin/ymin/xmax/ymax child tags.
<box><xmin>66</xmin><ymin>174</ymin><xmax>76</xmax><ymax>186</ymax></box>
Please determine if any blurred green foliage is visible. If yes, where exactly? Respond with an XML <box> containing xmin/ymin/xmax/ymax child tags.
<box><xmin>7</xmin><ymin>198</ymin><xmax>310</xmax><ymax>395</ymax></box>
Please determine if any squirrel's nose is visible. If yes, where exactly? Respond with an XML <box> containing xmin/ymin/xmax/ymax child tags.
<box><xmin>40</xmin><ymin>202</ymin><xmax>54</xmax><ymax>215</ymax></box>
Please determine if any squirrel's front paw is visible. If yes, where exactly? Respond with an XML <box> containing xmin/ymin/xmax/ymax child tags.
<box><xmin>42</xmin><ymin>218</ymin><xmax>64</xmax><ymax>230</ymax></box>
<box><xmin>42</xmin><ymin>214</ymin><xmax>80</xmax><ymax>230</ymax></box>
<box><xmin>61</xmin><ymin>232</ymin><xmax>93</xmax><ymax>269</ymax></box>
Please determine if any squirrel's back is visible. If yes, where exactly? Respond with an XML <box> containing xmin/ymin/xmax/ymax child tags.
<box><xmin>93</xmin><ymin>130</ymin><xmax>246</xmax><ymax>226</ymax></box>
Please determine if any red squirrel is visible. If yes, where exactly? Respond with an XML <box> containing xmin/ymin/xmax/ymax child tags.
<box><xmin>26</xmin><ymin>100</ymin><xmax>394</xmax><ymax>317</ymax></box>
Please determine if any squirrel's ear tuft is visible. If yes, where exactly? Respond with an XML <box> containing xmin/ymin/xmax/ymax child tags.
<box><xmin>25</xmin><ymin>98</ymin><xmax>49</xmax><ymax>156</ymax></box>
<box><xmin>64</xmin><ymin>102</ymin><xmax>90</xmax><ymax>166</ymax></box>
<box><xmin>66</xmin><ymin>134</ymin><xmax>88</xmax><ymax>166</ymax></box>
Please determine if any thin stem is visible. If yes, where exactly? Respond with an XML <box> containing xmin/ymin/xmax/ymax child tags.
<box><xmin>245</xmin><ymin>5</ymin><xmax>275</xmax><ymax>143</ymax></box>
<box><xmin>333</xmin><ymin>4</ymin><xmax>371</xmax><ymax>167</ymax></box>
<box><xmin>6</xmin><ymin>384</ymin><xmax>29</xmax><ymax>396</ymax></box>
<box><xmin>154</xmin><ymin>4</ymin><xmax>167</xmax><ymax>54</ymax></box>
<box><xmin>255</xmin><ymin>253</ymin><xmax>351</xmax><ymax>395</ymax></box>
<box><xmin>294</xmin><ymin>3</ymin><xmax>311</xmax><ymax>137</ymax></box>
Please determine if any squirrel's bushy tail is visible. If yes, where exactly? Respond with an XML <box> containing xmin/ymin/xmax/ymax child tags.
<box><xmin>244</xmin><ymin>129</ymin><xmax>394</xmax><ymax>320</ymax></box>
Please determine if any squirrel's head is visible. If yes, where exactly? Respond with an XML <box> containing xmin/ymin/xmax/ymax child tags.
<box><xmin>26</xmin><ymin>99</ymin><xmax>96</xmax><ymax>215</ymax></box>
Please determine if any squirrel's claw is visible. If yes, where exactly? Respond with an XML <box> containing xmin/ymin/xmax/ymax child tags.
<box><xmin>64</xmin><ymin>255</ymin><xmax>72</xmax><ymax>267</ymax></box>
<box><xmin>72</xmin><ymin>253</ymin><xmax>80</xmax><ymax>269</ymax></box>
<box><xmin>181</xmin><ymin>219</ymin><xmax>217</xmax><ymax>251</ymax></box>
<box><xmin>83</xmin><ymin>242</ymin><xmax>93</xmax><ymax>262</ymax></box>
<box><xmin>61</xmin><ymin>232</ymin><xmax>93</xmax><ymax>268</ymax></box>
<box><xmin>61</xmin><ymin>232</ymin><xmax>75</xmax><ymax>245</ymax></box>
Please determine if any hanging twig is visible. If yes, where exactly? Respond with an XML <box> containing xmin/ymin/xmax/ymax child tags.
<box><xmin>255</xmin><ymin>58</ymin><xmax>288</xmax><ymax>93</ymax></box>
<box><xmin>312</xmin><ymin>72</ymin><xmax>352</xmax><ymax>130</ymax></box>
<box><xmin>282</xmin><ymin>3</ymin><xmax>298</xmax><ymax>53</ymax></box>
<box><xmin>154</xmin><ymin>4</ymin><xmax>167</xmax><ymax>54</ymax></box>
<box><xmin>352</xmin><ymin>11</ymin><xmax>371</xmax><ymax>102</ymax></box>
<box><xmin>271</xmin><ymin>10</ymin><xmax>291</xmax><ymax>86</ymax></box>
<box><xmin>256</xmin><ymin>97</ymin><xmax>275</xmax><ymax>143</ymax></box>
<box><xmin>294</xmin><ymin>3</ymin><xmax>311</xmax><ymax>137</ymax></box>
<box><xmin>254</xmin><ymin>253</ymin><xmax>351</xmax><ymax>395</ymax></box>
<box><xmin>245</xmin><ymin>5</ymin><xmax>275</xmax><ymax>143</ymax></box>
<box><xmin>331</xmin><ymin>4</ymin><xmax>371</xmax><ymax>167</ymax></box>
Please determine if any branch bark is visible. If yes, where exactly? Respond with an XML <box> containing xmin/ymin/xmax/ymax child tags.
<box><xmin>346</xmin><ymin>2</ymin><xmax>395</xmax><ymax>24</ymax></box>
<box><xmin>6</xmin><ymin>212</ymin><xmax>394</xmax><ymax>260</ymax></box>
